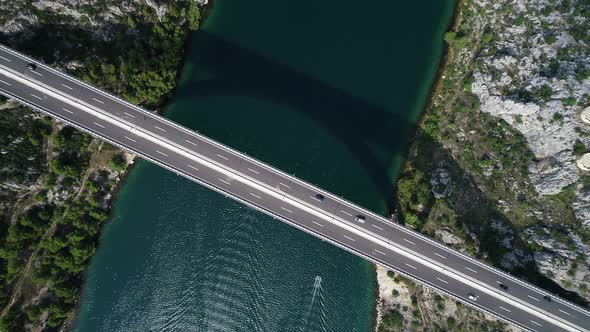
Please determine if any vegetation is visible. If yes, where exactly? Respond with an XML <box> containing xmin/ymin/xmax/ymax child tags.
<box><xmin>0</xmin><ymin>1</ymin><xmax>204</xmax><ymax>330</ymax></box>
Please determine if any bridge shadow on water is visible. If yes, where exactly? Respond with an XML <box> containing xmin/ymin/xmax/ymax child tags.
<box><xmin>175</xmin><ymin>31</ymin><xmax>418</xmax><ymax>204</ymax></box>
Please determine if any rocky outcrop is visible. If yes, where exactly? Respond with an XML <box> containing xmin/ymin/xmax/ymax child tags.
<box><xmin>525</xmin><ymin>226</ymin><xmax>590</xmax><ymax>298</ymax></box>
<box><xmin>471</xmin><ymin>0</ymin><xmax>589</xmax><ymax>197</ymax></box>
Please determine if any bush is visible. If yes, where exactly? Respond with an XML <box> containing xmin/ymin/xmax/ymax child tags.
<box><xmin>381</xmin><ymin>309</ymin><xmax>404</xmax><ymax>328</ymax></box>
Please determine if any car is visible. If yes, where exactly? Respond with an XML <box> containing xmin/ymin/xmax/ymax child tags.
<box><xmin>467</xmin><ymin>293</ymin><xmax>479</xmax><ymax>301</ymax></box>
<box><xmin>314</xmin><ymin>194</ymin><xmax>325</xmax><ymax>202</ymax></box>
<box><xmin>355</xmin><ymin>215</ymin><xmax>365</xmax><ymax>223</ymax></box>
<box><xmin>498</xmin><ymin>283</ymin><xmax>509</xmax><ymax>291</ymax></box>
<box><xmin>543</xmin><ymin>295</ymin><xmax>552</xmax><ymax>302</ymax></box>
<box><xmin>27</xmin><ymin>63</ymin><xmax>37</xmax><ymax>71</ymax></box>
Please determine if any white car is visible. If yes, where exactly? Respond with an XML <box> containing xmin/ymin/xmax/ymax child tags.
<box><xmin>355</xmin><ymin>215</ymin><xmax>366</xmax><ymax>223</ymax></box>
<box><xmin>467</xmin><ymin>293</ymin><xmax>479</xmax><ymax>301</ymax></box>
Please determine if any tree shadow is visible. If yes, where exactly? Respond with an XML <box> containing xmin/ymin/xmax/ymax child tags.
<box><xmin>175</xmin><ymin>31</ymin><xmax>417</xmax><ymax>203</ymax></box>
<box><xmin>408</xmin><ymin>133</ymin><xmax>589</xmax><ymax>307</ymax></box>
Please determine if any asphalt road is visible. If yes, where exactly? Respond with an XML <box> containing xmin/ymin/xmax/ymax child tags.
<box><xmin>0</xmin><ymin>44</ymin><xmax>588</xmax><ymax>332</ymax></box>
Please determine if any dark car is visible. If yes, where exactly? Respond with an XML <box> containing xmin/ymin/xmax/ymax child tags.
<box><xmin>498</xmin><ymin>283</ymin><xmax>509</xmax><ymax>291</ymax></box>
<box><xmin>314</xmin><ymin>194</ymin><xmax>325</xmax><ymax>202</ymax></box>
<box><xmin>27</xmin><ymin>63</ymin><xmax>37</xmax><ymax>71</ymax></box>
<box><xmin>543</xmin><ymin>295</ymin><xmax>552</xmax><ymax>302</ymax></box>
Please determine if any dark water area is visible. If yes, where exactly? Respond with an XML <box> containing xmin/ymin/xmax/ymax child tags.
<box><xmin>74</xmin><ymin>1</ymin><xmax>455</xmax><ymax>331</ymax></box>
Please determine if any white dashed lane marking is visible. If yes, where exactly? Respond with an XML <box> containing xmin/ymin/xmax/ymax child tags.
<box><xmin>92</xmin><ymin>97</ymin><xmax>104</xmax><ymax>104</ymax></box>
<box><xmin>527</xmin><ymin>295</ymin><xmax>539</xmax><ymax>302</ymax></box>
<box><xmin>155</xmin><ymin>150</ymin><xmax>168</xmax><ymax>157</ymax></box>
<box><xmin>343</xmin><ymin>235</ymin><xmax>356</xmax><ymax>242</ymax></box>
<box><xmin>404</xmin><ymin>263</ymin><xmax>417</xmax><ymax>270</ymax></box>
<box><xmin>281</xmin><ymin>207</ymin><xmax>293</xmax><ymax>213</ymax></box>
<box><xmin>371</xmin><ymin>224</ymin><xmax>383</xmax><ymax>230</ymax></box>
<box><xmin>61</xmin><ymin>83</ymin><xmax>73</xmax><ymax>90</ymax></box>
<box><xmin>154</xmin><ymin>126</ymin><xmax>167</xmax><ymax>132</ymax></box>
<box><xmin>499</xmin><ymin>306</ymin><xmax>511</xmax><ymax>313</ymax></box>
<box><xmin>32</xmin><ymin>70</ymin><xmax>43</xmax><ymax>76</ymax></box>
<box><xmin>434</xmin><ymin>252</ymin><xmax>446</xmax><ymax>259</ymax></box>
<box><xmin>187</xmin><ymin>164</ymin><xmax>199</xmax><ymax>171</ymax></box>
<box><xmin>124</xmin><ymin>112</ymin><xmax>136</xmax><ymax>118</ymax></box>
<box><xmin>312</xmin><ymin>221</ymin><xmax>324</xmax><ymax>228</ymax></box>
<box><xmin>0</xmin><ymin>55</ymin><xmax>11</xmax><ymax>62</ymax></box>
<box><xmin>279</xmin><ymin>182</ymin><xmax>290</xmax><ymax>189</ymax></box>
<box><xmin>185</xmin><ymin>140</ymin><xmax>198</xmax><ymax>146</ymax></box>
<box><xmin>124</xmin><ymin>136</ymin><xmax>136</xmax><ymax>142</ymax></box>
<box><xmin>93</xmin><ymin>122</ymin><xmax>105</xmax><ymax>128</ymax></box>
<box><xmin>30</xmin><ymin>93</ymin><xmax>43</xmax><ymax>100</ymax></box>
<box><xmin>62</xmin><ymin>108</ymin><xmax>73</xmax><ymax>114</ymax></box>
<box><xmin>340</xmin><ymin>210</ymin><xmax>352</xmax><ymax>217</ymax></box>
<box><xmin>465</xmin><ymin>266</ymin><xmax>478</xmax><ymax>274</ymax></box>
<box><xmin>558</xmin><ymin>309</ymin><xmax>571</xmax><ymax>316</ymax></box>
<box><xmin>216</xmin><ymin>154</ymin><xmax>229</xmax><ymax>160</ymax></box>
<box><xmin>249</xmin><ymin>192</ymin><xmax>262</xmax><ymax>199</ymax></box>
<box><xmin>436</xmin><ymin>277</ymin><xmax>448</xmax><ymax>284</ymax></box>
<box><xmin>248</xmin><ymin>168</ymin><xmax>260</xmax><ymax>174</ymax></box>
<box><xmin>218</xmin><ymin>178</ymin><xmax>231</xmax><ymax>185</ymax></box>
<box><xmin>530</xmin><ymin>320</ymin><xmax>542</xmax><ymax>327</ymax></box>
<box><xmin>0</xmin><ymin>79</ymin><xmax>11</xmax><ymax>86</ymax></box>
<box><xmin>403</xmin><ymin>238</ymin><xmax>416</xmax><ymax>245</ymax></box>
<box><xmin>374</xmin><ymin>249</ymin><xmax>386</xmax><ymax>256</ymax></box>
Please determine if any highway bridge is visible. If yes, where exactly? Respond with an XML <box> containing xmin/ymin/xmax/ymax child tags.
<box><xmin>0</xmin><ymin>44</ymin><xmax>588</xmax><ymax>332</ymax></box>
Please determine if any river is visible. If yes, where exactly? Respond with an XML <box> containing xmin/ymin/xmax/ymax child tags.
<box><xmin>74</xmin><ymin>1</ymin><xmax>455</xmax><ymax>331</ymax></box>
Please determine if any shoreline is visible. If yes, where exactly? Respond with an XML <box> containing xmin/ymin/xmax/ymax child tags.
<box><xmin>372</xmin><ymin>0</ymin><xmax>463</xmax><ymax>330</ymax></box>
<box><xmin>68</xmin><ymin>4</ymin><xmax>210</xmax><ymax>329</ymax></box>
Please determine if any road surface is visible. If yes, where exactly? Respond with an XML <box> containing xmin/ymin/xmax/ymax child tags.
<box><xmin>0</xmin><ymin>44</ymin><xmax>588</xmax><ymax>332</ymax></box>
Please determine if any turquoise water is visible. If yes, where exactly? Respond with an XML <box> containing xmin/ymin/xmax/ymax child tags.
<box><xmin>75</xmin><ymin>1</ymin><xmax>455</xmax><ymax>331</ymax></box>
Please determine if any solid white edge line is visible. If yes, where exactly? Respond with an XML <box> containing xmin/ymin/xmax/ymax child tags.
<box><xmin>11</xmin><ymin>49</ymin><xmax>586</xmax><ymax>323</ymax></box>
<box><xmin>0</xmin><ymin>63</ymin><xmax>586</xmax><ymax>332</ymax></box>
<box><xmin>4</xmin><ymin>46</ymin><xmax>589</xmax><ymax>322</ymax></box>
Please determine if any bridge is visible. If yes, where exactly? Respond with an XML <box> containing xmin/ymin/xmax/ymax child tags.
<box><xmin>0</xmin><ymin>44</ymin><xmax>588</xmax><ymax>332</ymax></box>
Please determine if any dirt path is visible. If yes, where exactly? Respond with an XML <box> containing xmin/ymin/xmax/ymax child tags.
<box><xmin>0</xmin><ymin>139</ymin><xmax>104</xmax><ymax>320</ymax></box>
